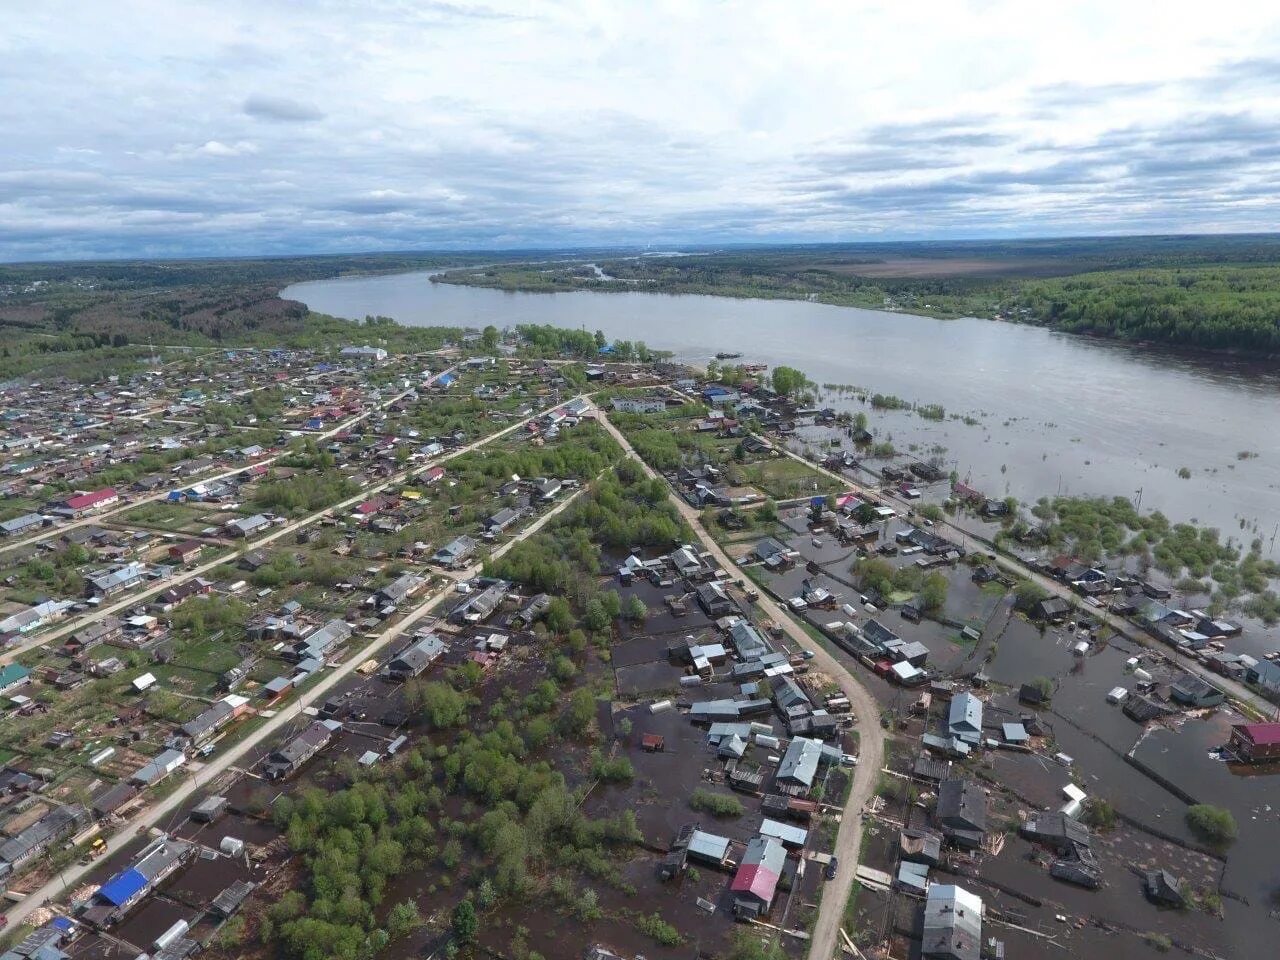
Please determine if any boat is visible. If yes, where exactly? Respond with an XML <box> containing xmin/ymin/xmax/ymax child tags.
<box><xmin>715</xmin><ymin>351</ymin><xmax>743</xmax><ymax>360</ymax></box>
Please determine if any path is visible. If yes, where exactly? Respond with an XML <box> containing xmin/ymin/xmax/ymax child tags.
<box><xmin>596</xmin><ymin>411</ymin><xmax>884</xmax><ymax>960</ymax></box>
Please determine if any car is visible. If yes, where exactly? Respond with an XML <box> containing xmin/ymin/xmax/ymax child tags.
<box><xmin>824</xmin><ymin>856</ymin><xmax>839</xmax><ymax>881</ymax></box>
<box><xmin>922</xmin><ymin>518</ymin><xmax>934</xmax><ymax>526</ymax></box>
<box><xmin>840</xmin><ymin>753</ymin><xmax>858</xmax><ymax>766</ymax></box>
<box><xmin>811</xmin><ymin>537</ymin><xmax>824</xmax><ymax>547</ymax></box>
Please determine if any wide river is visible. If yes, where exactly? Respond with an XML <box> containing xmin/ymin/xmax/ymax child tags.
<box><xmin>284</xmin><ymin>271</ymin><xmax>1280</xmax><ymax>538</ymax></box>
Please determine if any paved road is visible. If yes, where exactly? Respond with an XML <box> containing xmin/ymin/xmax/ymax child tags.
<box><xmin>1</xmin><ymin>403</ymin><xmax>592</xmax><ymax>931</ymax></box>
<box><xmin>771</xmin><ymin>436</ymin><xmax>1276</xmax><ymax>718</ymax></box>
<box><xmin>597</xmin><ymin>412</ymin><xmax>883</xmax><ymax>960</ymax></box>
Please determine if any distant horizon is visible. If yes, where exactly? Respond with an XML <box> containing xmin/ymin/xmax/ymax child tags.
<box><xmin>7</xmin><ymin>229</ymin><xmax>1280</xmax><ymax>269</ymax></box>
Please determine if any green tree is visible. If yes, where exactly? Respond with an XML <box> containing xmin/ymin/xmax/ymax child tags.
<box><xmin>481</xmin><ymin>325</ymin><xmax>499</xmax><ymax>351</ymax></box>
<box><xmin>387</xmin><ymin>899</ymin><xmax>421</xmax><ymax>940</ymax></box>
<box><xmin>771</xmin><ymin>365</ymin><xmax>808</xmax><ymax>397</ymax></box>
<box><xmin>920</xmin><ymin>572</ymin><xmax>948</xmax><ymax>614</ymax></box>
<box><xmin>452</xmin><ymin>899</ymin><xmax>478</xmax><ymax>945</ymax></box>
<box><xmin>624</xmin><ymin>595</ymin><xmax>648</xmax><ymax>623</ymax></box>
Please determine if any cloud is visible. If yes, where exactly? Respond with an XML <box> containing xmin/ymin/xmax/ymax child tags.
<box><xmin>243</xmin><ymin>95</ymin><xmax>326</xmax><ymax>123</ymax></box>
<box><xmin>3</xmin><ymin>0</ymin><xmax>1280</xmax><ymax>259</ymax></box>
<box><xmin>192</xmin><ymin>140</ymin><xmax>259</xmax><ymax>158</ymax></box>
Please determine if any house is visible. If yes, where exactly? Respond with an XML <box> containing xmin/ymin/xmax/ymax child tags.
<box><xmin>167</xmin><ymin>539</ymin><xmax>204</xmax><ymax>564</ymax></box>
<box><xmin>611</xmin><ymin>396</ymin><xmax>667</xmax><ymax>414</ymax></box>
<box><xmin>729</xmin><ymin>620</ymin><xmax>772</xmax><ymax>661</ymax></box>
<box><xmin>264</xmin><ymin>720</ymin><xmax>339</xmax><ymax>780</ymax></box>
<box><xmin>533</xmin><ymin>477</ymin><xmax>562</xmax><ymax>501</ymax></box>
<box><xmin>0</xmin><ymin>663</ymin><xmax>30</xmax><ymax>696</ymax></box>
<box><xmin>0</xmin><ymin>804</ymin><xmax>86</xmax><ymax>873</ymax></box>
<box><xmin>225</xmin><ymin>514</ymin><xmax>272</xmax><ymax>538</ymax></box>
<box><xmin>1244</xmin><ymin>659</ymin><xmax>1280</xmax><ymax>695</ymax></box>
<box><xmin>730</xmin><ymin>836</ymin><xmax>786</xmax><ymax>919</ymax></box>
<box><xmin>1034</xmin><ymin>597</ymin><xmax>1071</xmax><ymax>622</ymax></box>
<box><xmin>777</xmin><ymin>736</ymin><xmax>824</xmax><ymax>790</ymax></box>
<box><xmin>373</xmin><ymin>573</ymin><xmax>426</xmax><ymax>608</ymax></box>
<box><xmin>484</xmin><ymin>507</ymin><xmax>522</xmax><ymax>534</ymax></box>
<box><xmin>386</xmin><ymin>632</ymin><xmax>446</xmax><ymax>680</ymax></box>
<box><xmin>771</xmin><ymin>675</ymin><xmax>812</xmax><ymax>721</ymax></box>
<box><xmin>0</xmin><ymin>512</ymin><xmax>46</xmax><ymax>537</ymax></box>
<box><xmin>1144</xmin><ymin>869</ymin><xmax>1186</xmax><ymax>907</ymax></box>
<box><xmin>291</xmin><ymin>619</ymin><xmax>352</xmax><ymax>662</ymax></box>
<box><xmin>52</xmin><ymin>487</ymin><xmax>118</xmax><ymax>518</ymax></box>
<box><xmin>1227</xmin><ymin>722</ymin><xmax>1280</xmax><ymax>763</ymax></box>
<box><xmin>86</xmin><ymin>561</ymin><xmax>146</xmax><ymax>598</ymax></box>
<box><xmin>179</xmin><ymin>694</ymin><xmax>249</xmax><ymax>744</ymax></box>
<box><xmin>921</xmin><ymin>884</ymin><xmax>983</xmax><ymax>960</ymax></box>
<box><xmin>1169</xmin><ymin>676</ymin><xmax>1225</xmax><ymax>708</ymax></box>
<box><xmin>433</xmin><ymin>535</ymin><xmax>477</xmax><ymax>568</ymax></box>
<box><xmin>130</xmin><ymin>748</ymin><xmax>186</xmax><ymax>786</ymax></box>
<box><xmin>935</xmin><ymin>779</ymin><xmax>987</xmax><ymax>849</ymax></box>
<box><xmin>753</xmin><ymin>537</ymin><xmax>795</xmax><ymax>568</ymax></box>
<box><xmin>947</xmin><ymin>692</ymin><xmax>983</xmax><ymax>745</ymax></box>
<box><xmin>696</xmin><ymin>582</ymin><xmax>733</xmax><ymax>618</ymax></box>
<box><xmin>451</xmin><ymin>580</ymin><xmax>509</xmax><ymax>624</ymax></box>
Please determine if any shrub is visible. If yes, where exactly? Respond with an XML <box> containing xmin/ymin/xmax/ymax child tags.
<box><xmin>1186</xmin><ymin>804</ymin><xmax>1237</xmax><ymax>846</ymax></box>
<box><xmin>689</xmin><ymin>788</ymin><xmax>744</xmax><ymax>818</ymax></box>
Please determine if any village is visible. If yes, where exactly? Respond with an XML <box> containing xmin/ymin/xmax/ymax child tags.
<box><xmin>0</xmin><ymin>331</ymin><xmax>1277</xmax><ymax>960</ymax></box>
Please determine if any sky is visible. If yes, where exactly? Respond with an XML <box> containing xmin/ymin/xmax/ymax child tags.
<box><xmin>4</xmin><ymin>0</ymin><xmax>1280</xmax><ymax>261</ymax></box>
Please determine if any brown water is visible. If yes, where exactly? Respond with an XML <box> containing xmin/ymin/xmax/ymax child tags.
<box><xmin>286</xmin><ymin>272</ymin><xmax>1280</xmax><ymax>537</ymax></box>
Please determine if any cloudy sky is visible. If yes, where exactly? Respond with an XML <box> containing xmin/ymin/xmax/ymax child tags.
<box><xmin>4</xmin><ymin>0</ymin><xmax>1280</xmax><ymax>260</ymax></box>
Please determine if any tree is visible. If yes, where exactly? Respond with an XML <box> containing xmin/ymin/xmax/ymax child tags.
<box><xmin>624</xmin><ymin>595</ymin><xmax>648</xmax><ymax>623</ymax></box>
<box><xmin>387</xmin><ymin>899</ymin><xmax>421</xmax><ymax>940</ymax></box>
<box><xmin>542</xmin><ymin>596</ymin><xmax>574</xmax><ymax>634</ymax></box>
<box><xmin>560</xmin><ymin>688</ymin><xmax>596</xmax><ymax>737</ymax></box>
<box><xmin>920</xmin><ymin>573</ymin><xmax>948</xmax><ymax>614</ymax></box>
<box><xmin>451</xmin><ymin>899</ymin><xmax>478</xmax><ymax>945</ymax></box>
<box><xmin>1013</xmin><ymin>579</ymin><xmax>1049</xmax><ymax>612</ymax></box>
<box><xmin>771</xmin><ymin>365</ymin><xmax>808</xmax><ymax>398</ymax></box>
<box><xmin>582</xmin><ymin>597</ymin><xmax>610</xmax><ymax>632</ymax></box>
<box><xmin>406</xmin><ymin>680</ymin><xmax>467</xmax><ymax>729</ymax></box>
<box><xmin>481</xmin><ymin>325</ymin><xmax>499</xmax><ymax>351</ymax></box>
<box><xmin>1186</xmin><ymin>804</ymin><xmax>1237</xmax><ymax>846</ymax></box>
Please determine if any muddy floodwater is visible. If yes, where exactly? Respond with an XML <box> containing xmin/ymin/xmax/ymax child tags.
<box><xmin>286</xmin><ymin>270</ymin><xmax>1280</xmax><ymax>535</ymax></box>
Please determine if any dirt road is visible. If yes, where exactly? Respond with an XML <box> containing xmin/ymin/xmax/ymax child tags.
<box><xmin>597</xmin><ymin>411</ymin><xmax>883</xmax><ymax>960</ymax></box>
<box><xmin>0</xmin><ymin>425</ymin><xmax>593</xmax><ymax>932</ymax></box>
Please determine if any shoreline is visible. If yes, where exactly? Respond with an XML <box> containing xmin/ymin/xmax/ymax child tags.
<box><xmin>423</xmin><ymin>268</ymin><xmax>1280</xmax><ymax>364</ymax></box>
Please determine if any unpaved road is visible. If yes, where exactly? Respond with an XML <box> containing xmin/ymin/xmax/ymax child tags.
<box><xmin>597</xmin><ymin>411</ymin><xmax>883</xmax><ymax>960</ymax></box>
<box><xmin>1</xmin><ymin>411</ymin><xmax>593</xmax><ymax>932</ymax></box>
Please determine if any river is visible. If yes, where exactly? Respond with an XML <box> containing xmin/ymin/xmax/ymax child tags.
<box><xmin>283</xmin><ymin>271</ymin><xmax>1280</xmax><ymax>538</ymax></box>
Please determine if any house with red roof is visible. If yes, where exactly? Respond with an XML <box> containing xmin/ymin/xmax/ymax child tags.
<box><xmin>1228</xmin><ymin>722</ymin><xmax>1280</xmax><ymax>763</ymax></box>
<box><xmin>52</xmin><ymin>487</ymin><xmax>118</xmax><ymax>517</ymax></box>
<box><xmin>730</xmin><ymin>836</ymin><xmax>786</xmax><ymax>919</ymax></box>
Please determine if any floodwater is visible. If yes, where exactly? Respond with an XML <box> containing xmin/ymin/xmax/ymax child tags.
<box><xmin>285</xmin><ymin>271</ymin><xmax>1280</xmax><ymax>534</ymax></box>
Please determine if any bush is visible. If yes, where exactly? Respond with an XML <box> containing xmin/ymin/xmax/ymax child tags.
<box><xmin>635</xmin><ymin>911</ymin><xmax>682</xmax><ymax>947</ymax></box>
<box><xmin>1082</xmin><ymin>798</ymin><xmax>1116</xmax><ymax>831</ymax></box>
<box><xmin>1186</xmin><ymin>804</ymin><xmax>1237</xmax><ymax>846</ymax></box>
<box><xmin>689</xmin><ymin>788</ymin><xmax>744</xmax><ymax>818</ymax></box>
